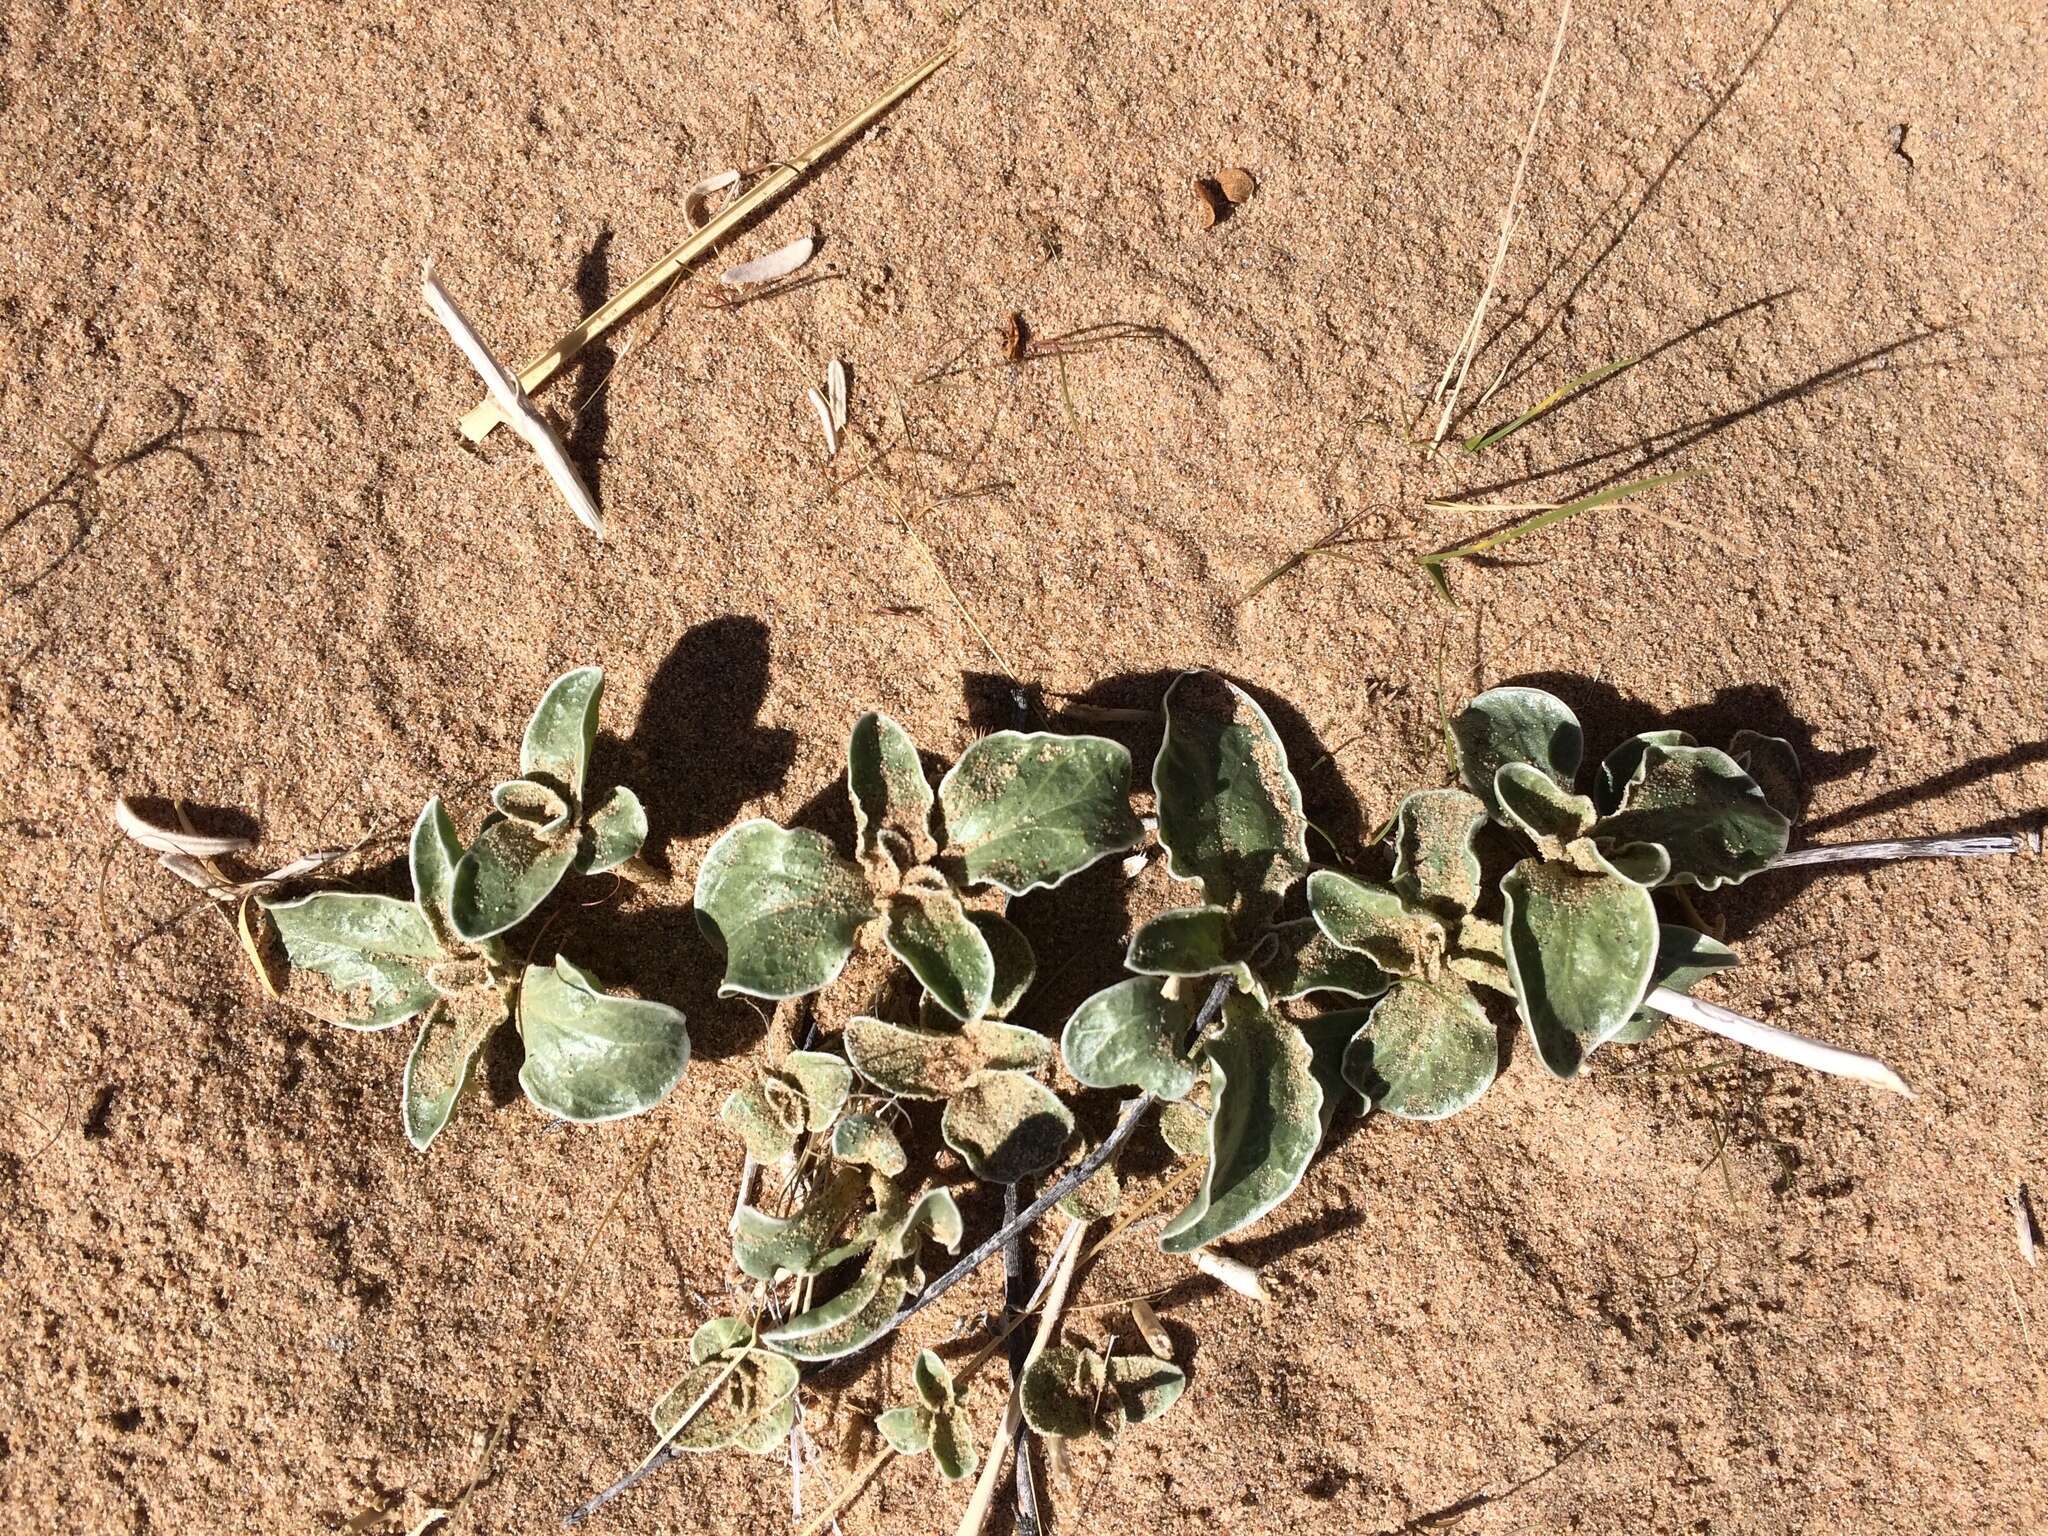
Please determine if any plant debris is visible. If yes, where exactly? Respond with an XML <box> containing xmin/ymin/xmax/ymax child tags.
<box><xmin>720</xmin><ymin>235</ymin><xmax>816</xmax><ymax>289</ymax></box>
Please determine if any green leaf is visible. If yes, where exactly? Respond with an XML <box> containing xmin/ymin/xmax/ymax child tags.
<box><xmin>517</xmin><ymin>958</ymin><xmax>689</xmax><ymax>1122</ymax></box>
<box><xmin>691</xmin><ymin>1316</ymin><xmax>754</xmax><ymax>1364</ymax></box>
<box><xmin>883</xmin><ymin>880</ymin><xmax>996</xmax><ymax>1022</ymax></box>
<box><xmin>450</xmin><ymin>816</ymin><xmax>580</xmax><ymax>942</ymax></box>
<box><xmin>831</xmin><ymin>1113</ymin><xmax>908</xmax><ymax>1175</ymax></box>
<box><xmin>913</xmin><ymin>1349</ymin><xmax>955</xmax><ymax>1410</ymax></box>
<box><xmin>1160</xmin><ymin>996</ymin><xmax>1322</xmax><ymax>1253</ymax></box>
<box><xmin>1298</xmin><ymin>1008</ymin><xmax>1370</xmax><ymax>1135</ymax></box>
<box><xmin>490</xmin><ymin>776</ymin><xmax>573</xmax><ymax>834</ymax></box>
<box><xmin>720</xmin><ymin>1076</ymin><xmax>808</xmax><ymax>1163</ymax></box>
<box><xmin>1591</xmin><ymin>729</ymin><xmax>1695</xmax><ymax>816</ymax></box>
<box><xmin>1730</xmin><ymin>730</ymin><xmax>1803</xmax><ymax>821</ymax></box>
<box><xmin>928</xmin><ymin>1408</ymin><xmax>978</xmax><ymax>1480</ymax></box>
<box><xmin>521</xmin><ymin>666</ymin><xmax>603</xmax><ymax>801</ymax></box>
<box><xmin>1342</xmin><ymin>979</ymin><xmax>1497</xmax><ymax>1120</ymax></box>
<box><xmin>1020</xmin><ymin>1346</ymin><xmax>1185</xmax><ymax>1442</ymax></box>
<box><xmin>1306</xmin><ymin>870</ymin><xmax>1447</xmax><ymax>979</ymax></box>
<box><xmin>1157</xmin><ymin>1095</ymin><xmax>1210</xmax><ymax>1158</ymax></box>
<box><xmin>409</xmin><ymin>798</ymin><xmax>466</xmax><ymax>946</ymax></box>
<box><xmin>941</xmin><ymin>1069</ymin><xmax>1074</xmax><ymax>1183</ymax></box>
<box><xmin>761</xmin><ymin>1180</ymin><xmax>959</xmax><ymax>1365</ymax></box>
<box><xmin>1612</xmin><ymin>924</ymin><xmax>1739</xmax><ymax>1043</ymax></box>
<box><xmin>844</xmin><ymin>1016</ymin><xmax>1052</xmax><ymax>1100</ymax></box>
<box><xmin>1061</xmin><ymin>977</ymin><xmax>1199</xmax><ymax>1100</ymax></box>
<box><xmin>1125</xmin><ymin>906</ymin><xmax>1252</xmax><ymax>984</ymax></box>
<box><xmin>1591</xmin><ymin>839</ymin><xmax>1672</xmax><ymax>886</ymax></box>
<box><xmin>260</xmin><ymin>890</ymin><xmax>441</xmax><ymax>1030</ymax></box>
<box><xmin>649</xmin><ymin>1348</ymin><xmax>799</xmax><ymax>1455</ymax></box>
<box><xmin>733</xmin><ymin>1166</ymin><xmax>869</xmax><ymax>1280</ymax></box>
<box><xmin>575</xmin><ymin>785</ymin><xmax>647</xmax><ymax>874</ymax></box>
<box><xmin>1494</xmin><ymin>762</ymin><xmax>1598</xmax><ymax>859</ymax></box>
<box><xmin>1500</xmin><ymin>859</ymin><xmax>1658</xmax><ymax>1077</ymax></box>
<box><xmin>969</xmin><ymin>910</ymin><xmax>1036</xmax><ymax>1019</ymax></box>
<box><xmin>1596</xmin><ymin>743</ymin><xmax>1791</xmax><ymax>890</ymax></box>
<box><xmin>782</xmin><ymin>1051</ymin><xmax>854</xmax><ymax>1128</ymax></box>
<box><xmin>937</xmin><ymin>731</ymin><xmax>1142</xmax><ymax>895</ymax></box>
<box><xmin>848</xmin><ymin>712</ymin><xmax>937</xmax><ymax>867</ymax></box>
<box><xmin>1390</xmin><ymin>788</ymin><xmax>1488</xmax><ymax>915</ymax></box>
<box><xmin>1054</xmin><ymin>1154</ymin><xmax>1123</xmax><ymax>1221</ymax></box>
<box><xmin>876</xmin><ymin>1405</ymin><xmax>931</xmax><ymax>1457</ymax></box>
<box><xmin>1152</xmin><ymin>671</ymin><xmax>1309</xmax><ymax>912</ymax></box>
<box><xmin>1447</xmin><ymin>686</ymin><xmax>1582</xmax><ymax>821</ymax></box>
<box><xmin>401</xmin><ymin>989</ymin><xmax>506</xmax><ymax>1151</ymax></box>
<box><xmin>1262</xmin><ymin>920</ymin><xmax>1390</xmax><ymax>1003</ymax></box>
<box><xmin>694</xmin><ymin>820</ymin><xmax>874</xmax><ymax>1000</ymax></box>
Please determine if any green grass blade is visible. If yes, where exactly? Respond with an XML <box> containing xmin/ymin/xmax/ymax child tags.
<box><xmin>1461</xmin><ymin>354</ymin><xmax>1639</xmax><ymax>454</ymax></box>
<box><xmin>1417</xmin><ymin>470</ymin><xmax>1693</xmax><ymax>602</ymax></box>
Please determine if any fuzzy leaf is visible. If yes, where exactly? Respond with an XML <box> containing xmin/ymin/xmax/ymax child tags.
<box><xmin>517</xmin><ymin>957</ymin><xmax>689</xmax><ymax>1122</ymax></box>
<box><xmin>720</xmin><ymin>1077</ymin><xmax>807</xmax><ymax>1163</ymax></box>
<box><xmin>937</xmin><ymin>731</ymin><xmax>1142</xmax><ymax>894</ymax></box>
<box><xmin>883</xmin><ymin>881</ymin><xmax>996</xmax><ymax>1022</ymax></box>
<box><xmin>783</xmin><ymin>1051</ymin><xmax>853</xmax><ymax>1128</ymax></box>
<box><xmin>914</xmin><ymin>1349</ymin><xmax>954</xmax><ymax>1410</ymax></box>
<box><xmin>1160</xmin><ymin>996</ymin><xmax>1322</xmax><ymax>1254</ymax></box>
<box><xmin>1494</xmin><ymin>762</ymin><xmax>1598</xmax><ymax>859</ymax></box>
<box><xmin>650</xmin><ymin>1347</ymin><xmax>798</xmax><ymax>1455</ymax></box>
<box><xmin>1730</xmin><ymin>730</ymin><xmax>1803</xmax><ymax>821</ymax></box>
<box><xmin>1591</xmin><ymin>839</ymin><xmax>1672</xmax><ymax>887</ymax></box>
<box><xmin>691</xmin><ymin>1316</ymin><xmax>754</xmax><ymax>1363</ymax></box>
<box><xmin>877</xmin><ymin>1405</ymin><xmax>931</xmax><ymax>1457</ymax></box>
<box><xmin>848</xmin><ymin>712</ymin><xmax>937</xmax><ymax>867</ymax></box>
<box><xmin>694</xmin><ymin>820</ymin><xmax>874</xmax><ymax>1000</ymax></box>
<box><xmin>1262</xmin><ymin>920</ymin><xmax>1390</xmax><ymax>1003</ymax></box>
<box><xmin>941</xmin><ymin>1069</ymin><xmax>1074</xmax><ymax>1183</ymax></box>
<box><xmin>1501</xmin><ymin>859</ymin><xmax>1658</xmax><ymax>1077</ymax></box>
<box><xmin>575</xmin><ymin>786</ymin><xmax>647</xmax><ymax>874</ymax></box>
<box><xmin>1055</xmin><ymin>1154</ymin><xmax>1123</xmax><ymax>1221</ymax></box>
<box><xmin>929</xmin><ymin>1408</ymin><xmax>978</xmax><ymax>1480</ymax></box>
<box><xmin>260</xmin><ymin>890</ymin><xmax>441</xmax><ymax>1030</ymax></box>
<box><xmin>491</xmin><ymin>776</ymin><xmax>573</xmax><ymax>834</ymax></box>
<box><xmin>1342</xmin><ymin>979</ymin><xmax>1497</xmax><ymax>1120</ymax></box>
<box><xmin>1448</xmin><ymin>686</ymin><xmax>1583</xmax><ymax>821</ymax></box>
<box><xmin>1061</xmin><ymin>977</ymin><xmax>1199</xmax><ymax>1100</ymax></box>
<box><xmin>451</xmin><ymin>816</ymin><xmax>579</xmax><ymax>941</ymax></box>
<box><xmin>763</xmin><ymin>1183</ymin><xmax>960</xmax><ymax>1362</ymax></box>
<box><xmin>1306</xmin><ymin>871</ymin><xmax>1447</xmax><ymax>979</ymax></box>
<box><xmin>1152</xmin><ymin>671</ymin><xmax>1308</xmax><ymax>912</ymax></box>
<box><xmin>831</xmin><ymin>1113</ymin><xmax>908</xmax><ymax>1175</ymax></box>
<box><xmin>1021</xmin><ymin>1346</ymin><xmax>1185</xmax><ymax>1441</ymax></box>
<box><xmin>1126</xmin><ymin>906</ymin><xmax>1252</xmax><ymax>984</ymax></box>
<box><xmin>521</xmin><ymin>666</ymin><xmax>603</xmax><ymax>801</ymax></box>
<box><xmin>844</xmin><ymin>1016</ymin><xmax>1052</xmax><ymax>1100</ymax></box>
<box><xmin>733</xmin><ymin>1166</ymin><xmax>868</xmax><ymax>1280</ymax></box>
<box><xmin>401</xmin><ymin>988</ymin><xmax>506</xmax><ymax>1151</ymax></box>
<box><xmin>409</xmin><ymin>798</ymin><xmax>466</xmax><ymax>946</ymax></box>
<box><xmin>969</xmin><ymin>910</ymin><xmax>1036</xmax><ymax>1019</ymax></box>
<box><xmin>1591</xmin><ymin>729</ymin><xmax>1695</xmax><ymax>816</ymax></box>
<box><xmin>1299</xmin><ymin>1008</ymin><xmax>1370</xmax><ymax>1134</ymax></box>
<box><xmin>1157</xmin><ymin>1096</ymin><xmax>1211</xmax><ymax>1158</ymax></box>
<box><xmin>1390</xmin><ymin>787</ymin><xmax>1488</xmax><ymax>915</ymax></box>
<box><xmin>1597</xmin><ymin>743</ymin><xmax>1791</xmax><ymax>890</ymax></box>
<box><xmin>1612</xmin><ymin>924</ymin><xmax>1740</xmax><ymax>1043</ymax></box>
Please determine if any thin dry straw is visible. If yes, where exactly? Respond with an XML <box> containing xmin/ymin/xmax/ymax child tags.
<box><xmin>1648</xmin><ymin>985</ymin><xmax>1910</xmax><ymax>1096</ymax></box>
<box><xmin>1768</xmin><ymin>832</ymin><xmax>2035</xmax><ymax>867</ymax></box>
<box><xmin>460</xmin><ymin>44</ymin><xmax>953</xmax><ymax>441</ymax></box>
<box><xmin>1428</xmin><ymin>1</ymin><xmax>1572</xmax><ymax>449</ymax></box>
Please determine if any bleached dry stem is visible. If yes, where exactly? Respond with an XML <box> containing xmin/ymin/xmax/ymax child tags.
<box><xmin>422</xmin><ymin>264</ymin><xmax>603</xmax><ymax>539</ymax></box>
<box><xmin>1769</xmin><ymin>833</ymin><xmax>2035</xmax><ymax>868</ymax></box>
<box><xmin>1648</xmin><ymin>985</ymin><xmax>1911</xmax><ymax>1097</ymax></box>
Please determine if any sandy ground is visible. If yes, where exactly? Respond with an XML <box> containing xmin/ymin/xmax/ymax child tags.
<box><xmin>4</xmin><ymin>1</ymin><xmax>2046</xmax><ymax>1531</ymax></box>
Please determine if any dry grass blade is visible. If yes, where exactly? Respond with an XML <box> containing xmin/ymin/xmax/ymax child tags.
<box><xmin>827</xmin><ymin>358</ymin><xmax>848</xmax><ymax>431</ymax></box>
<box><xmin>1428</xmin><ymin>2</ymin><xmax>1572</xmax><ymax>449</ymax></box>
<box><xmin>114</xmin><ymin>796</ymin><xmax>253</xmax><ymax>857</ymax></box>
<box><xmin>682</xmin><ymin>168</ymin><xmax>740</xmax><ymax>230</ymax></box>
<box><xmin>1649</xmin><ymin>985</ymin><xmax>1911</xmax><ymax>1096</ymax></box>
<box><xmin>1462</xmin><ymin>352</ymin><xmax>1637</xmax><ymax>453</ymax></box>
<box><xmin>460</xmin><ymin>43</ymin><xmax>953</xmax><ymax>440</ymax></box>
<box><xmin>1239</xmin><ymin>508</ymin><xmax>1380</xmax><ymax>605</ymax></box>
<box><xmin>806</xmin><ymin>387</ymin><xmax>839</xmax><ymax>459</ymax></box>
<box><xmin>1418</xmin><ymin>469</ymin><xmax>1690</xmax><ymax>600</ymax></box>
<box><xmin>2013</xmin><ymin>1186</ymin><xmax>2039</xmax><ymax>1266</ymax></box>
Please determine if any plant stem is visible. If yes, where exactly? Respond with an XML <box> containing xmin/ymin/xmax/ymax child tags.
<box><xmin>1003</xmin><ymin>1182</ymin><xmax>1042</xmax><ymax>1536</ymax></box>
<box><xmin>1768</xmin><ymin>832</ymin><xmax>2035</xmax><ymax>869</ymax></box>
<box><xmin>1647</xmin><ymin>985</ymin><xmax>1910</xmax><ymax>1096</ymax></box>
<box><xmin>881</xmin><ymin>973</ymin><xmax>1232</xmax><ymax>1340</ymax></box>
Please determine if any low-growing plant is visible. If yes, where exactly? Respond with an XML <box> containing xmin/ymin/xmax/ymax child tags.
<box><xmin>257</xmin><ymin>667</ymin><xmax>687</xmax><ymax>1150</ymax></box>
<box><xmin>574</xmin><ymin>672</ymin><xmax>1940</xmax><ymax>1526</ymax></box>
